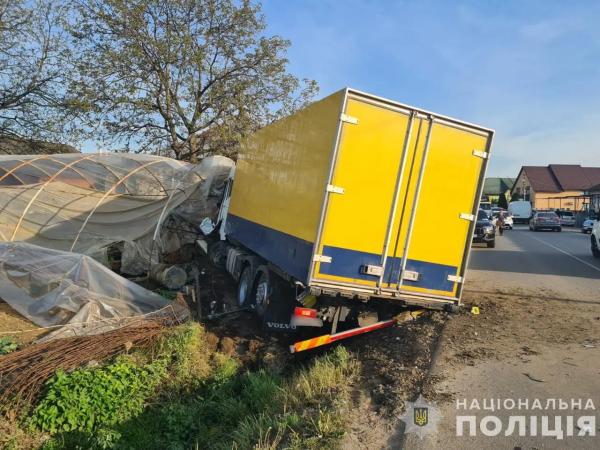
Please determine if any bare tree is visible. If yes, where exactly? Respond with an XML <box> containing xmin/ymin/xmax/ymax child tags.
<box><xmin>0</xmin><ymin>0</ymin><xmax>80</xmax><ymax>142</ymax></box>
<box><xmin>70</xmin><ymin>0</ymin><xmax>318</xmax><ymax>161</ymax></box>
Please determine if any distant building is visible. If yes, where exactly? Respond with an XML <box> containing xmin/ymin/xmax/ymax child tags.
<box><xmin>482</xmin><ymin>177</ymin><xmax>515</xmax><ymax>204</ymax></box>
<box><xmin>586</xmin><ymin>183</ymin><xmax>600</xmax><ymax>215</ymax></box>
<box><xmin>512</xmin><ymin>165</ymin><xmax>600</xmax><ymax>211</ymax></box>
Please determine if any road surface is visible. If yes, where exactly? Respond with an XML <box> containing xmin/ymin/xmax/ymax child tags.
<box><xmin>406</xmin><ymin>225</ymin><xmax>600</xmax><ymax>450</ymax></box>
<box><xmin>467</xmin><ymin>225</ymin><xmax>600</xmax><ymax>301</ymax></box>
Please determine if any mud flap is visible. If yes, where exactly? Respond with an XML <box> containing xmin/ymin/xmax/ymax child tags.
<box><xmin>260</xmin><ymin>268</ymin><xmax>298</xmax><ymax>333</ymax></box>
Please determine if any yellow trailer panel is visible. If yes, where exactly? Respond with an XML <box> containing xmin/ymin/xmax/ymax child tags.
<box><xmin>226</xmin><ymin>91</ymin><xmax>343</xmax><ymax>281</ymax></box>
<box><xmin>226</xmin><ymin>88</ymin><xmax>493</xmax><ymax>307</ymax></box>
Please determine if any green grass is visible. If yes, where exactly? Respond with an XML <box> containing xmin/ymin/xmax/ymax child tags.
<box><xmin>107</xmin><ymin>344</ymin><xmax>357</xmax><ymax>450</ymax></box>
<box><xmin>5</xmin><ymin>323</ymin><xmax>359</xmax><ymax>450</ymax></box>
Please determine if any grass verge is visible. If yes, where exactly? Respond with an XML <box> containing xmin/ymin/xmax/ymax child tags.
<box><xmin>2</xmin><ymin>322</ymin><xmax>358</xmax><ymax>450</ymax></box>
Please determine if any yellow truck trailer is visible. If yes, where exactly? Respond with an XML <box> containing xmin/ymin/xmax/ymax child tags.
<box><xmin>210</xmin><ymin>88</ymin><xmax>494</xmax><ymax>351</ymax></box>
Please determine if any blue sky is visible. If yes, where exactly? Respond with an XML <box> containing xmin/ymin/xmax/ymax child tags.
<box><xmin>262</xmin><ymin>0</ymin><xmax>600</xmax><ymax>177</ymax></box>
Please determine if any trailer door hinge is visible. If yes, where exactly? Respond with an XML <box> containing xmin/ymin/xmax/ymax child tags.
<box><xmin>447</xmin><ymin>275</ymin><xmax>463</xmax><ymax>283</ymax></box>
<box><xmin>472</xmin><ymin>149</ymin><xmax>488</xmax><ymax>159</ymax></box>
<box><xmin>460</xmin><ymin>213</ymin><xmax>475</xmax><ymax>221</ymax></box>
<box><xmin>340</xmin><ymin>113</ymin><xmax>359</xmax><ymax>125</ymax></box>
<box><xmin>326</xmin><ymin>184</ymin><xmax>345</xmax><ymax>194</ymax></box>
<box><xmin>360</xmin><ymin>264</ymin><xmax>384</xmax><ymax>276</ymax></box>
<box><xmin>402</xmin><ymin>270</ymin><xmax>420</xmax><ymax>281</ymax></box>
<box><xmin>313</xmin><ymin>254</ymin><xmax>332</xmax><ymax>263</ymax></box>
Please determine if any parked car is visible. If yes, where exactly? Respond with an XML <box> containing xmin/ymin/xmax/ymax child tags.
<box><xmin>480</xmin><ymin>201</ymin><xmax>492</xmax><ymax>219</ymax></box>
<box><xmin>508</xmin><ymin>200</ymin><xmax>532</xmax><ymax>224</ymax></box>
<box><xmin>473</xmin><ymin>209</ymin><xmax>496</xmax><ymax>248</ymax></box>
<box><xmin>555</xmin><ymin>210</ymin><xmax>576</xmax><ymax>227</ymax></box>
<box><xmin>583</xmin><ymin>218</ymin><xmax>598</xmax><ymax>234</ymax></box>
<box><xmin>592</xmin><ymin>221</ymin><xmax>600</xmax><ymax>258</ymax></box>
<box><xmin>529</xmin><ymin>211</ymin><xmax>562</xmax><ymax>232</ymax></box>
<box><xmin>491</xmin><ymin>211</ymin><xmax>513</xmax><ymax>229</ymax></box>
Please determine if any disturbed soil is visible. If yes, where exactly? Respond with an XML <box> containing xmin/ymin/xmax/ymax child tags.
<box><xmin>439</xmin><ymin>287</ymin><xmax>600</xmax><ymax>369</ymax></box>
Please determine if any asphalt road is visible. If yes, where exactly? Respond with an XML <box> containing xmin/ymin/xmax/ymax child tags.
<box><xmin>408</xmin><ymin>226</ymin><xmax>600</xmax><ymax>450</ymax></box>
<box><xmin>467</xmin><ymin>225</ymin><xmax>600</xmax><ymax>301</ymax></box>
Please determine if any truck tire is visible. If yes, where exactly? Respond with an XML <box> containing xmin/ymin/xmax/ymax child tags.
<box><xmin>592</xmin><ymin>236</ymin><xmax>600</xmax><ymax>258</ymax></box>
<box><xmin>253</xmin><ymin>265</ymin><xmax>296</xmax><ymax>332</ymax></box>
<box><xmin>237</xmin><ymin>265</ymin><xmax>254</xmax><ymax>306</ymax></box>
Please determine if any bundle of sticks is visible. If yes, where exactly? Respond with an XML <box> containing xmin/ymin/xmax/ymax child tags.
<box><xmin>0</xmin><ymin>318</ymin><xmax>169</xmax><ymax>409</ymax></box>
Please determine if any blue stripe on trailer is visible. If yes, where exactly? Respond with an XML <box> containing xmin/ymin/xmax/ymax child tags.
<box><xmin>319</xmin><ymin>245</ymin><xmax>457</xmax><ymax>292</ymax></box>
<box><xmin>225</xmin><ymin>214</ymin><xmax>313</xmax><ymax>283</ymax></box>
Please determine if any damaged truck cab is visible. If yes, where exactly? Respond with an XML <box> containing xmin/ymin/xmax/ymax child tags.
<box><xmin>208</xmin><ymin>88</ymin><xmax>494</xmax><ymax>352</ymax></box>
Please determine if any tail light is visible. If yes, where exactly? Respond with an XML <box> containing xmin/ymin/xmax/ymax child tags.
<box><xmin>294</xmin><ymin>307</ymin><xmax>317</xmax><ymax>318</ymax></box>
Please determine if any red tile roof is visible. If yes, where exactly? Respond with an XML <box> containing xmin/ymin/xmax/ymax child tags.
<box><xmin>583</xmin><ymin>167</ymin><xmax>600</xmax><ymax>187</ymax></box>
<box><xmin>519</xmin><ymin>165</ymin><xmax>600</xmax><ymax>193</ymax></box>
<box><xmin>521</xmin><ymin>166</ymin><xmax>561</xmax><ymax>192</ymax></box>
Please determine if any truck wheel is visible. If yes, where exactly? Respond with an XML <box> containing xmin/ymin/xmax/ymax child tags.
<box><xmin>253</xmin><ymin>265</ymin><xmax>296</xmax><ymax>331</ymax></box>
<box><xmin>237</xmin><ymin>265</ymin><xmax>254</xmax><ymax>306</ymax></box>
<box><xmin>592</xmin><ymin>237</ymin><xmax>600</xmax><ymax>258</ymax></box>
<box><xmin>487</xmin><ymin>240</ymin><xmax>495</xmax><ymax>248</ymax></box>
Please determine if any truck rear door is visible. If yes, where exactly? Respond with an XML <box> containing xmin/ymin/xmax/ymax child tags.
<box><xmin>311</xmin><ymin>95</ymin><xmax>412</xmax><ymax>290</ymax></box>
<box><xmin>311</xmin><ymin>91</ymin><xmax>492</xmax><ymax>305</ymax></box>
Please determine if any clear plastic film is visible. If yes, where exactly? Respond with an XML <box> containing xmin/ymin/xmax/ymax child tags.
<box><xmin>0</xmin><ymin>153</ymin><xmax>234</xmax><ymax>272</ymax></box>
<box><xmin>0</xmin><ymin>242</ymin><xmax>189</xmax><ymax>339</ymax></box>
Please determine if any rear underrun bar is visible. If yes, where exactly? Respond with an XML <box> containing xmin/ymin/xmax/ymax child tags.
<box><xmin>289</xmin><ymin>309</ymin><xmax>425</xmax><ymax>353</ymax></box>
<box><xmin>289</xmin><ymin>318</ymin><xmax>397</xmax><ymax>353</ymax></box>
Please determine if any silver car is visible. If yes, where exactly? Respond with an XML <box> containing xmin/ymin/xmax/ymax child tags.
<box><xmin>557</xmin><ymin>210</ymin><xmax>576</xmax><ymax>226</ymax></box>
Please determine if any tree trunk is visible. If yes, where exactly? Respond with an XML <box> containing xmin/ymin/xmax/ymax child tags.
<box><xmin>189</xmin><ymin>133</ymin><xmax>199</xmax><ymax>163</ymax></box>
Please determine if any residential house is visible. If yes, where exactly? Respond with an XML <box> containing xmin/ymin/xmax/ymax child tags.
<box><xmin>512</xmin><ymin>165</ymin><xmax>600</xmax><ymax>211</ymax></box>
<box><xmin>482</xmin><ymin>177</ymin><xmax>515</xmax><ymax>205</ymax></box>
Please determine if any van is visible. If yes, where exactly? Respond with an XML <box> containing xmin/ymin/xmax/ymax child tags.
<box><xmin>508</xmin><ymin>200</ymin><xmax>532</xmax><ymax>224</ymax></box>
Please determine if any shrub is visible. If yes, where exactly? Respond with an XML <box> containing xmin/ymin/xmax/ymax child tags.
<box><xmin>32</xmin><ymin>359</ymin><xmax>166</xmax><ymax>434</ymax></box>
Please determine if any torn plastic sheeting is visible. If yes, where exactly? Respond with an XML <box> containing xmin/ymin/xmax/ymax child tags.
<box><xmin>0</xmin><ymin>242</ymin><xmax>187</xmax><ymax>338</ymax></box>
<box><xmin>0</xmin><ymin>153</ymin><xmax>234</xmax><ymax>274</ymax></box>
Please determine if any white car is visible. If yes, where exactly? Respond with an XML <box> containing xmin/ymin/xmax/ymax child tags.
<box><xmin>592</xmin><ymin>221</ymin><xmax>600</xmax><ymax>258</ymax></box>
<box><xmin>582</xmin><ymin>218</ymin><xmax>597</xmax><ymax>234</ymax></box>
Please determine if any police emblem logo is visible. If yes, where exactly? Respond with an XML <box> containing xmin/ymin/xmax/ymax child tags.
<box><xmin>399</xmin><ymin>395</ymin><xmax>441</xmax><ymax>439</ymax></box>
<box><xmin>414</xmin><ymin>407</ymin><xmax>428</xmax><ymax>427</ymax></box>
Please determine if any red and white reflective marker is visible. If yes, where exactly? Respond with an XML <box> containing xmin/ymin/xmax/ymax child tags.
<box><xmin>289</xmin><ymin>318</ymin><xmax>397</xmax><ymax>353</ymax></box>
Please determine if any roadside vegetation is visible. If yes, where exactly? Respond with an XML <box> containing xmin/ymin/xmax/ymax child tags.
<box><xmin>0</xmin><ymin>322</ymin><xmax>358</xmax><ymax>450</ymax></box>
